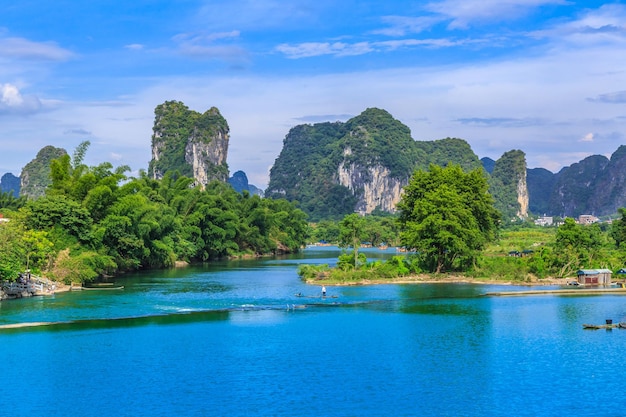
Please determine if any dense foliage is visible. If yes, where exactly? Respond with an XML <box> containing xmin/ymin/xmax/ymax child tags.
<box><xmin>415</xmin><ymin>138</ymin><xmax>483</xmax><ymax>172</ymax></box>
<box><xmin>301</xmin><ymin>214</ymin><xmax>626</xmax><ymax>284</ymax></box>
<box><xmin>0</xmin><ymin>143</ymin><xmax>308</xmax><ymax>283</ymax></box>
<box><xmin>397</xmin><ymin>164</ymin><xmax>500</xmax><ymax>273</ymax></box>
<box><xmin>309</xmin><ymin>214</ymin><xmax>400</xmax><ymax>247</ymax></box>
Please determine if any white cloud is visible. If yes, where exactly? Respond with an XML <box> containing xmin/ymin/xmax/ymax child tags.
<box><xmin>579</xmin><ymin>132</ymin><xmax>594</xmax><ymax>142</ymax></box>
<box><xmin>276</xmin><ymin>37</ymin><xmax>468</xmax><ymax>58</ymax></box>
<box><xmin>1</xmin><ymin>84</ymin><xmax>23</xmax><ymax>106</ymax></box>
<box><xmin>588</xmin><ymin>90</ymin><xmax>626</xmax><ymax>104</ymax></box>
<box><xmin>0</xmin><ymin>37</ymin><xmax>73</xmax><ymax>61</ymax></box>
<box><xmin>275</xmin><ymin>42</ymin><xmax>353</xmax><ymax>58</ymax></box>
<box><xmin>0</xmin><ymin>83</ymin><xmax>42</xmax><ymax>115</ymax></box>
<box><xmin>424</xmin><ymin>0</ymin><xmax>569</xmax><ymax>29</ymax></box>
<box><xmin>530</xmin><ymin>4</ymin><xmax>626</xmax><ymax>46</ymax></box>
<box><xmin>173</xmin><ymin>31</ymin><xmax>248</xmax><ymax>62</ymax></box>
<box><xmin>373</xmin><ymin>15</ymin><xmax>443</xmax><ymax>36</ymax></box>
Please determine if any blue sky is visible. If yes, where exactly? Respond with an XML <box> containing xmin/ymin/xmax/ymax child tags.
<box><xmin>1</xmin><ymin>0</ymin><xmax>625</xmax><ymax>188</ymax></box>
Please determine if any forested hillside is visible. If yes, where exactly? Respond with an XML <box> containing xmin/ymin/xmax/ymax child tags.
<box><xmin>20</xmin><ymin>145</ymin><xmax>67</xmax><ymax>199</ymax></box>
<box><xmin>266</xmin><ymin>108</ymin><xmax>482</xmax><ymax>220</ymax></box>
<box><xmin>489</xmin><ymin>150</ymin><xmax>528</xmax><ymax>222</ymax></box>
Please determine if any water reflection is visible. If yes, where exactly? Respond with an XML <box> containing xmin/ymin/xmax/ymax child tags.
<box><xmin>0</xmin><ymin>309</ymin><xmax>230</xmax><ymax>334</ymax></box>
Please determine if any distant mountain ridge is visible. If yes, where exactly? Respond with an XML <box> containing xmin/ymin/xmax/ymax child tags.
<box><xmin>5</xmin><ymin>102</ymin><xmax>626</xmax><ymax>220</ymax></box>
<box><xmin>228</xmin><ymin>170</ymin><xmax>264</xmax><ymax>197</ymax></box>
<box><xmin>267</xmin><ymin>108</ymin><xmax>626</xmax><ymax>220</ymax></box>
<box><xmin>541</xmin><ymin>146</ymin><xmax>626</xmax><ymax>217</ymax></box>
<box><xmin>0</xmin><ymin>173</ymin><xmax>20</xmax><ymax>197</ymax></box>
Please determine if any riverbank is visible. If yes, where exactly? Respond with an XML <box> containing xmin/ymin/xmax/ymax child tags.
<box><xmin>486</xmin><ymin>287</ymin><xmax>626</xmax><ymax>296</ymax></box>
<box><xmin>305</xmin><ymin>274</ymin><xmax>571</xmax><ymax>287</ymax></box>
<box><xmin>1</xmin><ymin>276</ymin><xmax>75</xmax><ymax>301</ymax></box>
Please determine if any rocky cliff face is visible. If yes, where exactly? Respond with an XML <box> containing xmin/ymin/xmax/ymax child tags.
<box><xmin>549</xmin><ymin>154</ymin><xmax>608</xmax><ymax>217</ymax></box>
<box><xmin>149</xmin><ymin>101</ymin><xmax>229</xmax><ymax>186</ymax></box>
<box><xmin>526</xmin><ymin>167</ymin><xmax>557</xmax><ymax>215</ymax></box>
<box><xmin>489</xmin><ymin>150</ymin><xmax>529</xmax><ymax>221</ymax></box>
<box><xmin>588</xmin><ymin>146</ymin><xmax>626</xmax><ymax>215</ymax></box>
<box><xmin>525</xmin><ymin>145</ymin><xmax>626</xmax><ymax>217</ymax></box>
<box><xmin>337</xmin><ymin>148</ymin><xmax>405</xmax><ymax>214</ymax></box>
<box><xmin>516</xmin><ymin>174</ymin><xmax>529</xmax><ymax>219</ymax></box>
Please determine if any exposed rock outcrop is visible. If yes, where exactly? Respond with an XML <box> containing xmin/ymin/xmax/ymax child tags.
<box><xmin>516</xmin><ymin>173</ymin><xmax>529</xmax><ymax>219</ymax></box>
<box><xmin>337</xmin><ymin>158</ymin><xmax>405</xmax><ymax>215</ymax></box>
<box><xmin>149</xmin><ymin>101</ymin><xmax>229</xmax><ymax>187</ymax></box>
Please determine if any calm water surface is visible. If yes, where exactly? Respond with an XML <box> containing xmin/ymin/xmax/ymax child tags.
<box><xmin>1</xmin><ymin>247</ymin><xmax>626</xmax><ymax>416</ymax></box>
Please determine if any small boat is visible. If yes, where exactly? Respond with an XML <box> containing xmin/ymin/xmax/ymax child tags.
<box><xmin>582</xmin><ymin>322</ymin><xmax>623</xmax><ymax>330</ymax></box>
<box><xmin>294</xmin><ymin>293</ymin><xmax>338</xmax><ymax>299</ymax></box>
<box><xmin>81</xmin><ymin>285</ymin><xmax>124</xmax><ymax>291</ymax></box>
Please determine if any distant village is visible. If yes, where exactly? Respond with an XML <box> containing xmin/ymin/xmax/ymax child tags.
<box><xmin>534</xmin><ymin>214</ymin><xmax>604</xmax><ymax>227</ymax></box>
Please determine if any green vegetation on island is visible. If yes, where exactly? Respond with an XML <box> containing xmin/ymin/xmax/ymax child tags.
<box><xmin>300</xmin><ymin>164</ymin><xmax>626</xmax><ymax>285</ymax></box>
<box><xmin>300</xmin><ymin>164</ymin><xmax>500</xmax><ymax>281</ymax></box>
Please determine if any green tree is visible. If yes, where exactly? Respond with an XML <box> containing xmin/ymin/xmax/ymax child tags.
<box><xmin>311</xmin><ymin>220</ymin><xmax>341</xmax><ymax>243</ymax></box>
<box><xmin>397</xmin><ymin>164</ymin><xmax>500</xmax><ymax>273</ymax></box>
<box><xmin>339</xmin><ymin>213</ymin><xmax>365</xmax><ymax>269</ymax></box>
<box><xmin>611</xmin><ymin>207</ymin><xmax>626</xmax><ymax>249</ymax></box>
<box><xmin>22</xmin><ymin>229</ymin><xmax>54</xmax><ymax>272</ymax></box>
<box><xmin>0</xmin><ymin>222</ymin><xmax>26</xmax><ymax>280</ymax></box>
<box><xmin>0</xmin><ymin>191</ymin><xmax>27</xmax><ymax>211</ymax></box>
<box><xmin>552</xmin><ymin>217</ymin><xmax>604</xmax><ymax>276</ymax></box>
<box><xmin>22</xmin><ymin>195</ymin><xmax>94</xmax><ymax>247</ymax></box>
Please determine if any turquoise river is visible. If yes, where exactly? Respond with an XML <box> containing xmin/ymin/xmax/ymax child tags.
<box><xmin>1</xmin><ymin>247</ymin><xmax>626</xmax><ymax>416</ymax></box>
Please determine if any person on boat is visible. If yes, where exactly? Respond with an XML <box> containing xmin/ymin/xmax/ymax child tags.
<box><xmin>322</xmin><ymin>286</ymin><xmax>326</xmax><ymax>297</ymax></box>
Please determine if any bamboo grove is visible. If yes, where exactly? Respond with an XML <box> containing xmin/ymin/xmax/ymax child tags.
<box><xmin>0</xmin><ymin>143</ymin><xmax>308</xmax><ymax>283</ymax></box>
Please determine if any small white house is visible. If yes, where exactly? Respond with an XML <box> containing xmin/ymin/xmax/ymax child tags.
<box><xmin>534</xmin><ymin>216</ymin><xmax>553</xmax><ymax>226</ymax></box>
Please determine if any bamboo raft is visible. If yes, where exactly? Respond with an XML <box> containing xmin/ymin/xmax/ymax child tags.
<box><xmin>486</xmin><ymin>288</ymin><xmax>626</xmax><ymax>297</ymax></box>
<box><xmin>81</xmin><ymin>286</ymin><xmax>124</xmax><ymax>291</ymax></box>
<box><xmin>582</xmin><ymin>322</ymin><xmax>626</xmax><ymax>330</ymax></box>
